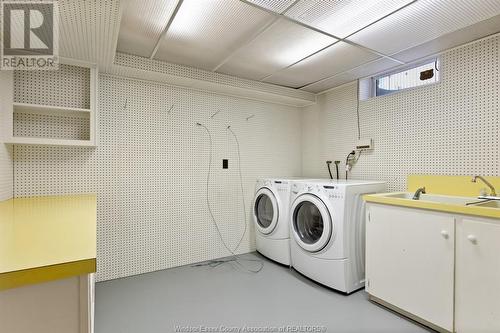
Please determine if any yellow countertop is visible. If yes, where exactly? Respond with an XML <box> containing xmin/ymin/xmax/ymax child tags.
<box><xmin>0</xmin><ymin>194</ymin><xmax>96</xmax><ymax>291</ymax></box>
<box><xmin>365</xmin><ymin>175</ymin><xmax>500</xmax><ymax>220</ymax></box>
<box><xmin>364</xmin><ymin>192</ymin><xmax>500</xmax><ymax>219</ymax></box>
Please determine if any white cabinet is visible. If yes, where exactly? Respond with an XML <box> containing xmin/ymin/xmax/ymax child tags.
<box><xmin>456</xmin><ymin>218</ymin><xmax>500</xmax><ymax>333</ymax></box>
<box><xmin>1</xmin><ymin>57</ymin><xmax>98</xmax><ymax>147</ymax></box>
<box><xmin>366</xmin><ymin>204</ymin><xmax>455</xmax><ymax>332</ymax></box>
<box><xmin>0</xmin><ymin>274</ymin><xmax>94</xmax><ymax>333</ymax></box>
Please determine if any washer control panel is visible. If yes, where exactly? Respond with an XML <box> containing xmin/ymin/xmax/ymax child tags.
<box><xmin>322</xmin><ymin>185</ymin><xmax>344</xmax><ymax>199</ymax></box>
<box><xmin>292</xmin><ymin>183</ymin><xmax>344</xmax><ymax>199</ymax></box>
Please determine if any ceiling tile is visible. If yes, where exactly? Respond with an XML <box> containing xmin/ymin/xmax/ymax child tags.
<box><xmin>301</xmin><ymin>57</ymin><xmax>402</xmax><ymax>93</ymax></box>
<box><xmin>117</xmin><ymin>0</ymin><xmax>179</xmax><ymax>58</ymax></box>
<box><xmin>217</xmin><ymin>19</ymin><xmax>336</xmax><ymax>81</ymax></box>
<box><xmin>286</xmin><ymin>0</ymin><xmax>414</xmax><ymax>38</ymax></box>
<box><xmin>244</xmin><ymin>0</ymin><xmax>297</xmax><ymax>14</ymax></box>
<box><xmin>348</xmin><ymin>0</ymin><xmax>500</xmax><ymax>56</ymax></box>
<box><xmin>392</xmin><ymin>13</ymin><xmax>500</xmax><ymax>63</ymax></box>
<box><xmin>264</xmin><ymin>41</ymin><xmax>379</xmax><ymax>88</ymax></box>
<box><xmin>154</xmin><ymin>0</ymin><xmax>275</xmax><ymax>70</ymax></box>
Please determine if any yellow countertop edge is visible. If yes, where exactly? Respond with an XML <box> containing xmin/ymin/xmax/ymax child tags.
<box><xmin>364</xmin><ymin>193</ymin><xmax>500</xmax><ymax>219</ymax></box>
<box><xmin>0</xmin><ymin>258</ymin><xmax>96</xmax><ymax>291</ymax></box>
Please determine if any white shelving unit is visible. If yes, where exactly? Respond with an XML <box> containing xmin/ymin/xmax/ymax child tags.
<box><xmin>1</xmin><ymin>57</ymin><xmax>98</xmax><ymax>147</ymax></box>
<box><xmin>13</xmin><ymin>103</ymin><xmax>91</xmax><ymax>118</ymax></box>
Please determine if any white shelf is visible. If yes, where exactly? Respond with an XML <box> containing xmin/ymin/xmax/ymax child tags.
<box><xmin>6</xmin><ymin>137</ymin><xmax>96</xmax><ymax>147</ymax></box>
<box><xmin>13</xmin><ymin>103</ymin><xmax>91</xmax><ymax>118</ymax></box>
<box><xmin>1</xmin><ymin>57</ymin><xmax>98</xmax><ymax>147</ymax></box>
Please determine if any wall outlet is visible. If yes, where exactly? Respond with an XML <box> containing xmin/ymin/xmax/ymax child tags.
<box><xmin>356</xmin><ymin>138</ymin><xmax>373</xmax><ymax>150</ymax></box>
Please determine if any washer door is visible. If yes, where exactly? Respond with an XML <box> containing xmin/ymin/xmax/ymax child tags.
<box><xmin>253</xmin><ymin>188</ymin><xmax>279</xmax><ymax>235</ymax></box>
<box><xmin>291</xmin><ymin>194</ymin><xmax>332</xmax><ymax>252</ymax></box>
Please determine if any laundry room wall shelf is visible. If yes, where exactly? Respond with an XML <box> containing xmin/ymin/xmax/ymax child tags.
<box><xmin>2</xmin><ymin>58</ymin><xmax>98</xmax><ymax>147</ymax></box>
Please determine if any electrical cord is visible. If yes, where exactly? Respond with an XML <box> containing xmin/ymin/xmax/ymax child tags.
<box><xmin>345</xmin><ymin>150</ymin><xmax>356</xmax><ymax>180</ymax></box>
<box><xmin>354</xmin><ymin>150</ymin><xmax>362</xmax><ymax>163</ymax></box>
<box><xmin>334</xmin><ymin>161</ymin><xmax>340</xmax><ymax>180</ymax></box>
<box><xmin>227</xmin><ymin>125</ymin><xmax>247</xmax><ymax>253</ymax></box>
<box><xmin>195</xmin><ymin>122</ymin><xmax>263</xmax><ymax>273</ymax></box>
<box><xmin>356</xmin><ymin>79</ymin><xmax>361</xmax><ymax>140</ymax></box>
<box><xmin>226</xmin><ymin>125</ymin><xmax>263</xmax><ymax>273</ymax></box>
<box><xmin>345</xmin><ymin>150</ymin><xmax>362</xmax><ymax>180</ymax></box>
<box><xmin>326</xmin><ymin>161</ymin><xmax>333</xmax><ymax>179</ymax></box>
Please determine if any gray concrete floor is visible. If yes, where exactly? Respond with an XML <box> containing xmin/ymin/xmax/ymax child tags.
<box><xmin>95</xmin><ymin>252</ymin><xmax>432</xmax><ymax>333</ymax></box>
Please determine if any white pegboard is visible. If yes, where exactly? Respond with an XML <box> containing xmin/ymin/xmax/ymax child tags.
<box><xmin>114</xmin><ymin>52</ymin><xmax>314</xmax><ymax>101</ymax></box>
<box><xmin>13</xmin><ymin>74</ymin><xmax>302</xmax><ymax>282</ymax></box>
<box><xmin>0</xmin><ymin>145</ymin><xmax>13</xmax><ymax>201</ymax></box>
<box><xmin>13</xmin><ymin>113</ymin><xmax>90</xmax><ymax>141</ymax></box>
<box><xmin>58</xmin><ymin>0</ymin><xmax>121</xmax><ymax>70</ymax></box>
<box><xmin>302</xmin><ymin>35</ymin><xmax>500</xmax><ymax>192</ymax></box>
<box><xmin>14</xmin><ymin>64</ymin><xmax>91</xmax><ymax>109</ymax></box>
<box><xmin>0</xmin><ymin>71</ymin><xmax>13</xmax><ymax>201</ymax></box>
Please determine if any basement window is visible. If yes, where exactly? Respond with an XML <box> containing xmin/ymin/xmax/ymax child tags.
<box><xmin>374</xmin><ymin>59</ymin><xmax>440</xmax><ymax>97</ymax></box>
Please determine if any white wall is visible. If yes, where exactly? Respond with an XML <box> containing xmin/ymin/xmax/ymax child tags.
<box><xmin>0</xmin><ymin>71</ymin><xmax>13</xmax><ymax>201</ymax></box>
<box><xmin>13</xmin><ymin>74</ymin><xmax>302</xmax><ymax>281</ymax></box>
<box><xmin>302</xmin><ymin>34</ymin><xmax>500</xmax><ymax>191</ymax></box>
<box><xmin>0</xmin><ymin>146</ymin><xmax>13</xmax><ymax>201</ymax></box>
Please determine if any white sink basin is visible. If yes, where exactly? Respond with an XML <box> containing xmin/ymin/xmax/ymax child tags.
<box><xmin>474</xmin><ymin>200</ymin><xmax>500</xmax><ymax>209</ymax></box>
<box><xmin>384</xmin><ymin>193</ymin><xmax>477</xmax><ymax>205</ymax></box>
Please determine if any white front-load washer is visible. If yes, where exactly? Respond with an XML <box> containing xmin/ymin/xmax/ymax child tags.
<box><xmin>289</xmin><ymin>179</ymin><xmax>386</xmax><ymax>293</ymax></box>
<box><xmin>253</xmin><ymin>178</ymin><xmax>323</xmax><ymax>265</ymax></box>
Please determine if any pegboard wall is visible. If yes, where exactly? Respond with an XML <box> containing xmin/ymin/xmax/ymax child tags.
<box><xmin>0</xmin><ymin>71</ymin><xmax>13</xmax><ymax>201</ymax></box>
<box><xmin>0</xmin><ymin>145</ymin><xmax>13</xmax><ymax>201</ymax></box>
<box><xmin>302</xmin><ymin>34</ymin><xmax>500</xmax><ymax>191</ymax></box>
<box><xmin>14</xmin><ymin>113</ymin><xmax>90</xmax><ymax>141</ymax></box>
<box><xmin>14</xmin><ymin>64</ymin><xmax>91</xmax><ymax>109</ymax></box>
<box><xmin>13</xmin><ymin>74</ymin><xmax>302</xmax><ymax>282</ymax></box>
<box><xmin>114</xmin><ymin>52</ymin><xmax>313</xmax><ymax>101</ymax></box>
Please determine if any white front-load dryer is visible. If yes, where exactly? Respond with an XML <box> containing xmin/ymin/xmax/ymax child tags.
<box><xmin>289</xmin><ymin>179</ymin><xmax>386</xmax><ymax>293</ymax></box>
<box><xmin>253</xmin><ymin>178</ymin><xmax>322</xmax><ymax>265</ymax></box>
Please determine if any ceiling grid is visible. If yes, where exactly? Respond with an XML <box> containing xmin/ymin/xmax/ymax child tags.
<box><xmin>116</xmin><ymin>0</ymin><xmax>180</xmax><ymax>58</ymax></box>
<box><xmin>64</xmin><ymin>0</ymin><xmax>500</xmax><ymax>94</ymax></box>
<box><xmin>152</xmin><ymin>0</ymin><xmax>276</xmax><ymax>70</ymax></box>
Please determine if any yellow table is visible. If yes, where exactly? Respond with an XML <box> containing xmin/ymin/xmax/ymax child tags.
<box><xmin>0</xmin><ymin>194</ymin><xmax>96</xmax><ymax>291</ymax></box>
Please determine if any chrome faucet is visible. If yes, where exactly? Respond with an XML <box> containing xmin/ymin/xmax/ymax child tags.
<box><xmin>472</xmin><ymin>176</ymin><xmax>497</xmax><ymax>198</ymax></box>
<box><xmin>412</xmin><ymin>187</ymin><xmax>426</xmax><ymax>200</ymax></box>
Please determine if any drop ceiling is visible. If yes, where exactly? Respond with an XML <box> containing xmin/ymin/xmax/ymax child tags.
<box><xmin>115</xmin><ymin>0</ymin><xmax>500</xmax><ymax>94</ymax></box>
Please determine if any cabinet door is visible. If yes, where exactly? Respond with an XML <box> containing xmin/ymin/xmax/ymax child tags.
<box><xmin>366</xmin><ymin>204</ymin><xmax>455</xmax><ymax>332</ymax></box>
<box><xmin>456</xmin><ymin>218</ymin><xmax>500</xmax><ymax>333</ymax></box>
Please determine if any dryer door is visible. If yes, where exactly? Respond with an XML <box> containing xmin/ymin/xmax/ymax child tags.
<box><xmin>291</xmin><ymin>194</ymin><xmax>333</xmax><ymax>252</ymax></box>
<box><xmin>253</xmin><ymin>188</ymin><xmax>279</xmax><ymax>235</ymax></box>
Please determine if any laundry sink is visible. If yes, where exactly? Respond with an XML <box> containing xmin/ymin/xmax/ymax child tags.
<box><xmin>365</xmin><ymin>192</ymin><xmax>500</xmax><ymax>219</ymax></box>
<box><xmin>473</xmin><ymin>200</ymin><xmax>500</xmax><ymax>209</ymax></box>
<box><xmin>383</xmin><ymin>192</ymin><xmax>476</xmax><ymax>205</ymax></box>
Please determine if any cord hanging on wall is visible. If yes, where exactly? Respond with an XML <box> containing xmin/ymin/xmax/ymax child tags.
<box><xmin>167</xmin><ymin>104</ymin><xmax>174</xmax><ymax>114</ymax></box>
<box><xmin>194</xmin><ymin>122</ymin><xmax>263</xmax><ymax>273</ymax></box>
<box><xmin>245</xmin><ymin>114</ymin><xmax>255</xmax><ymax>121</ymax></box>
<box><xmin>356</xmin><ymin>79</ymin><xmax>361</xmax><ymax>140</ymax></box>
